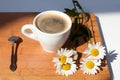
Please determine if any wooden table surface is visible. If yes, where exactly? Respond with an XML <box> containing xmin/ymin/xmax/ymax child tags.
<box><xmin>0</xmin><ymin>13</ymin><xmax>110</xmax><ymax>80</ymax></box>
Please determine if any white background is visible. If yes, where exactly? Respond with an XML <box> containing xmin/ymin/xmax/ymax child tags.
<box><xmin>0</xmin><ymin>0</ymin><xmax>120</xmax><ymax>80</ymax></box>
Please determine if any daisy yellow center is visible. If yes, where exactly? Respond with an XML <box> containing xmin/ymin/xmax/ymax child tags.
<box><xmin>86</xmin><ymin>61</ymin><xmax>94</xmax><ymax>69</ymax></box>
<box><xmin>62</xmin><ymin>63</ymin><xmax>71</xmax><ymax>70</ymax></box>
<box><xmin>91</xmin><ymin>48</ymin><xmax>99</xmax><ymax>57</ymax></box>
<box><xmin>59</xmin><ymin>55</ymin><xmax>66</xmax><ymax>64</ymax></box>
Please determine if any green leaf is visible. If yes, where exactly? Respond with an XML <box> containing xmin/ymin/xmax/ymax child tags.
<box><xmin>64</xmin><ymin>8</ymin><xmax>79</xmax><ymax>17</ymax></box>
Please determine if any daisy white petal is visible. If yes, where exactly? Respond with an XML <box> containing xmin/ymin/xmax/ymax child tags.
<box><xmin>58</xmin><ymin>48</ymin><xmax>73</xmax><ymax>57</ymax></box>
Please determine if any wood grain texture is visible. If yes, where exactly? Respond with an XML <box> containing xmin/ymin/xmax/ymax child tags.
<box><xmin>0</xmin><ymin>13</ymin><xmax>110</xmax><ymax>80</ymax></box>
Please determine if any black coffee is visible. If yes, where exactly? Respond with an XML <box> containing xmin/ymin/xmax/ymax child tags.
<box><xmin>36</xmin><ymin>14</ymin><xmax>68</xmax><ymax>34</ymax></box>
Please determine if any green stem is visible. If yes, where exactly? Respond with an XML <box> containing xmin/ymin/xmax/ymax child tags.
<box><xmin>72</xmin><ymin>0</ymin><xmax>86</xmax><ymax>20</ymax></box>
<box><xmin>72</xmin><ymin>0</ymin><xmax>78</xmax><ymax>13</ymax></box>
<box><xmin>86</xmin><ymin>23</ymin><xmax>92</xmax><ymax>43</ymax></box>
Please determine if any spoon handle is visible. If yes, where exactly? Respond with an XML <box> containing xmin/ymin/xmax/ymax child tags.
<box><xmin>9</xmin><ymin>42</ymin><xmax>17</xmax><ymax>71</ymax></box>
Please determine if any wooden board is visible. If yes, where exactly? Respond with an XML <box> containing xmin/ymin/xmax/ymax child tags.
<box><xmin>0</xmin><ymin>13</ymin><xmax>110</xmax><ymax>80</ymax></box>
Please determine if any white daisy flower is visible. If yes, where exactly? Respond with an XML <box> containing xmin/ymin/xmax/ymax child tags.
<box><xmin>52</xmin><ymin>57</ymin><xmax>73</xmax><ymax>67</ymax></box>
<box><xmin>52</xmin><ymin>48</ymin><xmax>78</xmax><ymax>77</ymax></box>
<box><xmin>53</xmin><ymin>48</ymin><xmax>78</xmax><ymax>64</ymax></box>
<box><xmin>84</xmin><ymin>42</ymin><xmax>106</xmax><ymax>60</ymax></box>
<box><xmin>80</xmin><ymin>58</ymin><xmax>101</xmax><ymax>75</ymax></box>
<box><xmin>53</xmin><ymin>48</ymin><xmax>74</xmax><ymax>64</ymax></box>
<box><xmin>56</xmin><ymin>60</ymin><xmax>77</xmax><ymax>77</ymax></box>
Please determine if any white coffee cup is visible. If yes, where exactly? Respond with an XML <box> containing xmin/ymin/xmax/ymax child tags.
<box><xmin>21</xmin><ymin>10</ymin><xmax>72</xmax><ymax>53</ymax></box>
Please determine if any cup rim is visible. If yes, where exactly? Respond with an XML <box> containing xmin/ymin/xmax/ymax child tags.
<box><xmin>33</xmin><ymin>10</ymin><xmax>72</xmax><ymax>35</ymax></box>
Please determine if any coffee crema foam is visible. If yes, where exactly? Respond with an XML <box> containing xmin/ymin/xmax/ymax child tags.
<box><xmin>36</xmin><ymin>14</ymin><xmax>69</xmax><ymax>34</ymax></box>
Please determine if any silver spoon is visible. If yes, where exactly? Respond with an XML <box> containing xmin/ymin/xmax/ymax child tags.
<box><xmin>8</xmin><ymin>36</ymin><xmax>19</xmax><ymax>72</ymax></box>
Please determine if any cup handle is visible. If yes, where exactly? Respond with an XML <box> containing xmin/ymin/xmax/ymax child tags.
<box><xmin>21</xmin><ymin>24</ymin><xmax>37</xmax><ymax>41</ymax></box>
